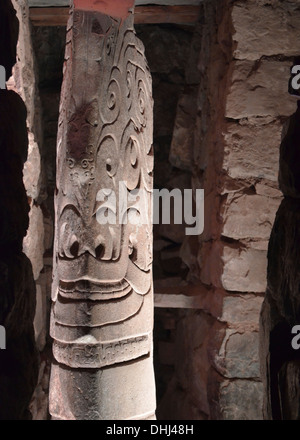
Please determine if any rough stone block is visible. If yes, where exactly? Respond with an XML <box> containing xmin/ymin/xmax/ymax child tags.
<box><xmin>23</xmin><ymin>205</ymin><xmax>45</xmax><ymax>280</ymax></box>
<box><xmin>216</xmin><ymin>329</ymin><xmax>260</xmax><ymax>378</ymax></box>
<box><xmin>223</xmin><ymin>120</ymin><xmax>282</xmax><ymax>181</ymax></box>
<box><xmin>12</xmin><ymin>0</ymin><xmax>41</xmax><ymax>136</ymax></box>
<box><xmin>255</xmin><ymin>183</ymin><xmax>282</xmax><ymax>198</ymax></box>
<box><xmin>23</xmin><ymin>132</ymin><xmax>41</xmax><ymax>200</ymax></box>
<box><xmin>226</xmin><ymin>60</ymin><xmax>296</xmax><ymax>119</ymax></box>
<box><xmin>219</xmin><ymin>379</ymin><xmax>263</xmax><ymax>420</ymax></box>
<box><xmin>198</xmin><ymin>241</ymin><xmax>223</xmax><ymax>288</ymax></box>
<box><xmin>29</xmin><ymin>360</ymin><xmax>51</xmax><ymax>420</ymax></box>
<box><xmin>232</xmin><ymin>1</ymin><xmax>300</xmax><ymax>61</ymax></box>
<box><xmin>221</xmin><ymin>294</ymin><xmax>264</xmax><ymax>325</ymax></box>
<box><xmin>222</xmin><ymin>193</ymin><xmax>280</xmax><ymax>240</ymax></box>
<box><xmin>222</xmin><ymin>246</ymin><xmax>267</xmax><ymax>292</ymax></box>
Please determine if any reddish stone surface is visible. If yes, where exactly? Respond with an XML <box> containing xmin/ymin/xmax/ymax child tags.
<box><xmin>74</xmin><ymin>0</ymin><xmax>134</xmax><ymax>19</ymax></box>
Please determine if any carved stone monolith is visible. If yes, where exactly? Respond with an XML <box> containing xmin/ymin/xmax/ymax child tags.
<box><xmin>49</xmin><ymin>1</ymin><xmax>156</xmax><ymax>420</ymax></box>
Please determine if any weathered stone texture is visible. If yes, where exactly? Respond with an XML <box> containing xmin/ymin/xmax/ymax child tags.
<box><xmin>8</xmin><ymin>0</ymin><xmax>299</xmax><ymax>421</ymax></box>
<box><xmin>222</xmin><ymin>193</ymin><xmax>280</xmax><ymax>241</ymax></box>
<box><xmin>215</xmin><ymin>329</ymin><xmax>260</xmax><ymax>378</ymax></box>
<box><xmin>173</xmin><ymin>0</ymin><xmax>299</xmax><ymax>421</ymax></box>
<box><xmin>226</xmin><ymin>60</ymin><xmax>295</xmax><ymax>120</ymax></box>
<box><xmin>29</xmin><ymin>359</ymin><xmax>51</xmax><ymax>420</ymax></box>
<box><xmin>23</xmin><ymin>205</ymin><xmax>45</xmax><ymax>281</ymax></box>
<box><xmin>50</xmin><ymin>6</ymin><xmax>156</xmax><ymax>420</ymax></box>
<box><xmin>255</xmin><ymin>183</ymin><xmax>282</xmax><ymax>199</ymax></box>
<box><xmin>197</xmin><ymin>241</ymin><xmax>223</xmax><ymax>288</ymax></box>
<box><xmin>23</xmin><ymin>133</ymin><xmax>41</xmax><ymax>200</ymax></box>
<box><xmin>151</xmin><ymin>0</ymin><xmax>300</xmax><ymax>421</ymax></box>
<box><xmin>11</xmin><ymin>0</ymin><xmax>43</xmax><ymax>142</ymax></box>
<box><xmin>232</xmin><ymin>0</ymin><xmax>300</xmax><ymax>61</ymax></box>
<box><xmin>223</xmin><ymin>120</ymin><xmax>283</xmax><ymax>181</ymax></box>
<box><xmin>219</xmin><ymin>379</ymin><xmax>263</xmax><ymax>420</ymax></box>
<box><xmin>222</xmin><ymin>246</ymin><xmax>268</xmax><ymax>293</ymax></box>
<box><xmin>217</xmin><ymin>0</ymin><xmax>298</xmax><ymax>421</ymax></box>
<box><xmin>221</xmin><ymin>294</ymin><xmax>263</xmax><ymax>326</ymax></box>
<box><xmin>8</xmin><ymin>2</ymin><xmax>51</xmax><ymax>420</ymax></box>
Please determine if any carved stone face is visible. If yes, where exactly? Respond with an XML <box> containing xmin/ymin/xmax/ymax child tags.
<box><xmin>49</xmin><ymin>11</ymin><xmax>155</xmax><ymax>401</ymax></box>
<box><xmin>54</xmin><ymin>11</ymin><xmax>153</xmax><ymax>301</ymax></box>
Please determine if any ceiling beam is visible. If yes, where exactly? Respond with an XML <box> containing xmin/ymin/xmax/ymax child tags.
<box><xmin>135</xmin><ymin>5</ymin><xmax>200</xmax><ymax>24</ymax></box>
<box><xmin>28</xmin><ymin>0</ymin><xmax>201</xmax><ymax>6</ymax></box>
<box><xmin>29</xmin><ymin>5</ymin><xmax>200</xmax><ymax>26</ymax></box>
<box><xmin>30</xmin><ymin>7</ymin><xmax>69</xmax><ymax>26</ymax></box>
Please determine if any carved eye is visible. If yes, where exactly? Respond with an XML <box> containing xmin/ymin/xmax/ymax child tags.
<box><xmin>68</xmin><ymin>158</ymin><xmax>75</xmax><ymax>169</ymax></box>
<box><xmin>70</xmin><ymin>240</ymin><xmax>79</xmax><ymax>258</ymax></box>
<box><xmin>106</xmin><ymin>38</ymin><xmax>112</xmax><ymax>55</ymax></box>
<box><xmin>81</xmin><ymin>159</ymin><xmax>89</xmax><ymax>169</ymax></box>
<box><xmin>126</xmin><ymin>71</ymin><xmax>131</xmax><ymax>96</ymax></box>
<box><xmin>138</xmin><ymin>88</ymin><xmax>145</xmax><ymax>114</ymax></box>
<box><xmin>129</xmin><ymin>139</ymin><xmax>138</xmax><ymax>167</ymax></box>
<box><xmin>108</xmin><ymin>92</ymin><xmax>116</xmax><ymax>110</ymax></box>
<box><xmin>106</xmin><ymin>159</ymin><xmax>112</xmax><ymax>174</ymax></box>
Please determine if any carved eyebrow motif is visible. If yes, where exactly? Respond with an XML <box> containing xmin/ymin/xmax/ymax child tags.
<box><xmin>59</xmin><ymin>203</ymin><xmax>81</xmax><ymax>220</ymax></box>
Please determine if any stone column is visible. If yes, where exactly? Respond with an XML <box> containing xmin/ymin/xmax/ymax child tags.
<box><xmin>49</xmin><ymin>0</ymin><xmax>156</xmax><ymax>420</ymax></box>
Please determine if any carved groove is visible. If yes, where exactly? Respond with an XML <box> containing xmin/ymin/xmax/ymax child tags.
<box><xmin>49</xmin><ymin>6</ymin><xmax>156</xmax><ymax>420</ymax></box>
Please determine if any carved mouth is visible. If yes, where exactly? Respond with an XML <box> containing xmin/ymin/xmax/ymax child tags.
<box><xmin>59</xmin><ymin>278</ymin><xmax>131</xmax><ymax>300</ymax></box>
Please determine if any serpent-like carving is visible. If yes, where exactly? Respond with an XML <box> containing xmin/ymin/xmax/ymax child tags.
<box><xmin>49</xmin><ymin>5</ymin><xmax>156</xmax><ymax>420</ymax></box>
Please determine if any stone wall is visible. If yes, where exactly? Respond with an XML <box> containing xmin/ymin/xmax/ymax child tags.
<box><xmin>7</xmin><ymin>1</ymin><xmax>62</xmax><ymax>419</ymax></box>
<box><xmin>155</xmin><ymin>0</ymin><xmax>299</xmax><ymax>420</ymax></box>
